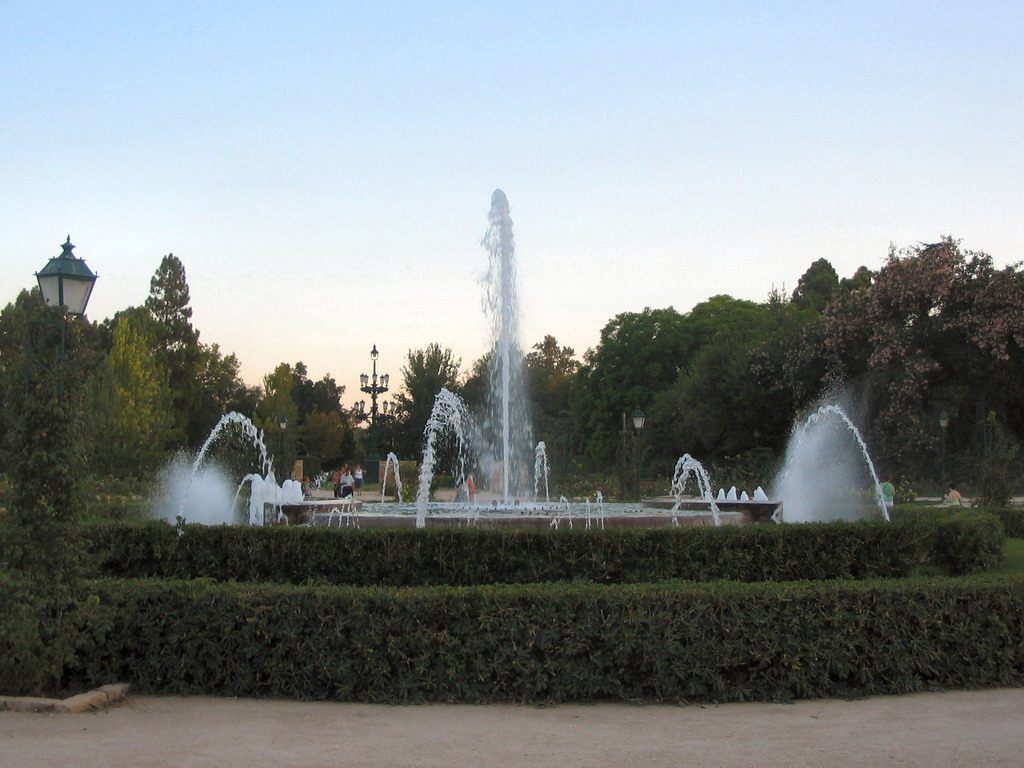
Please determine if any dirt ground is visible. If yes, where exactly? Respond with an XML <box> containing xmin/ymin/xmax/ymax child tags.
<box><xmin>3</xmin><ymin>688</ymin><xmax>1023</xmax><ymax>768</ymax></box>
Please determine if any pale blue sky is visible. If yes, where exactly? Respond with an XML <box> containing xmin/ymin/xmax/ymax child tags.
<box><xmin>3</xmin><ymin>1</ymin><xmax>1021</xmax><ymax>400</ymax></box>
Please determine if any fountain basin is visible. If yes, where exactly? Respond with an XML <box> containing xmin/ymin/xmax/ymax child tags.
<box><xmin>276</xmin><ymin>501</ymin><xmax>765</xmax><ymax>529</ymax></box>
<box><xmin>277</xmin><ymin>499</ymin><xmax>363</xmax><ymax>526</ymax></box>
<box><xmin>646</xmin><ymin>496</ymin><xmax>782</xmax><ymax>524</ymax></box>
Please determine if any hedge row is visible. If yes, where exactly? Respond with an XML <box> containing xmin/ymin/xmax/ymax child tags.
<box><xmin>81</xmin><ymin>513</ymin><xmax>1003</xmax><ymax>586</ymax></box>
<box><xmin>993</xmin><ymin>508</ymin><xmax>1024</xmax><ymax>539</ymax></box>
<box><xmin>64</xmin><ymin>575</ymin><xmax>1024</xmax><ymax>703</ymax></box>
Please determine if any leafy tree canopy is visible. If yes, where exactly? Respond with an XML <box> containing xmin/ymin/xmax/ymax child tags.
<box><xmin>144</xmin><ymin>253</ymin><xmax>198</xmax><ymax>353</ymax></box>
<box><xmin>823</xmin><ymin>237</ymin><xmax>1024</xmax><ymax>474</ymax></box>
<box><xmin>792</xmin><ymin>258</ymin><xmax>839</xmax><ymax>312</ymax></box>
<box><xmin>393</xmin><ymin>344</ymin><xmax>461</xmax><ymax>459</ymax></box>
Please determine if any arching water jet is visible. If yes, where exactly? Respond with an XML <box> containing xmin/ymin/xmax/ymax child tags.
<box><xmin>773</xmin><ymin>403</ymin><xmax>889</xmax><ymax>523</ymax></box>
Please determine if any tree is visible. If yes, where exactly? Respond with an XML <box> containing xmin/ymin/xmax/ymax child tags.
<box><xmin>290</xmin><ymin>361</ymin><xmax>345</xmax><ymax>418</ymax></box>
<box><xmin>792</xmin><ymin>258</ymin><xmax>840</xmax><ymax>312</ymax></box>
<box><xmin>571</xmin><ymin>299</ymin><xmax>771</xmax><ymax>471</ymax></box>
<box><xmin>144</xmin><ymin>253</ymin><xmax>198</xmax><ymax>352</ymax></box>
<box><xmin>824</xmin><ymin>238</ymin><xmax>1024</xmax><ymax>479</ymax></box>
<box><xmin>839</xmin><ymin>265</ymin><xmax>874</xmax><ymax>295</ymax></box>
<box><xmin>393</xmin><ymin>344</ymin><xmax>461</xmax><ymax>460</ymax></box>
<box><xmin>288</xmin><ymin>361</ymin><xmax>350</xmax><ymax>472</ymax></box>
<box><xmin>525</xmin><ymin>336</ymin><xmax>579</xmax><ymax>472</ymax></box>
<box><xmin>0</xmin><ymin>290</ymin><xmax>93</xmax><ymax>693</ymax></box>
<box><xmin>653</xmin><ymin>294</ymin><xmax>816</xmax><ymax>472</ymax></box>
<box><xmin>196</xmin><ymin>343</ymin><xmax>261</xmax><ymax>418</ymax></box>
<box><xmin>257</xmin><ymin>364</ymin><xmax>299</xmax><ymax>479</ymax></box>
<box><xmin>302</xmin><ymin>410</ymin><xmax>348</xmax><ymax>474</ymax></box>
<box><xmin>0</xmin><ymin>290</ymin><xmax>91</xmax><ymax>541</ymax></box>
<box><xmin>143</xmin><ymin>254</ymin><xmax>204</xmax><ymax>446</ymax></box>
<box><xmin>459</xmin><ymin>352</ymin><xmax>491</xmax><ymax>413</ymax></box>
<box><xmin>571</xmin><ymin>307</ymin><xmax>691</xmax><ymax>468</ymax></box>
<box><xmin>84</xmin><ymin>309</ymin><xmax>174</xmax><ymax>476</ymax></box>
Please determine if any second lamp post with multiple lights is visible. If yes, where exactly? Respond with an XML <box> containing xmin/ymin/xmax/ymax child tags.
<box><xmin>357</xmin><ymin>345</ymin><xmax>389</xmax><ymax>484</ymax></box>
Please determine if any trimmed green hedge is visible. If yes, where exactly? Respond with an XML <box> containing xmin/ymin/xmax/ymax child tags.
<box><xmin>65</xmin><ymin>575</ymin><xmax>1024</xmax><ymax>703</ymax></box>
<box><xmin>890</xmin><ymin>509</ymin><xmax>1006</xmax><ymax>574</ymax></box>
<box><xmin>992</xmin><ymin>508</ymin><xmax>1024</xmax><ymax>539</ymax></box>
<box><xmin>81</xmin><ymin>521</ymin><xmax>910</xmax><ymax>584</ymax></box>
<box><xmin>81</xmin><ymin>515</ymin><xmax>1003</xmax><ymax>586</ymax></box>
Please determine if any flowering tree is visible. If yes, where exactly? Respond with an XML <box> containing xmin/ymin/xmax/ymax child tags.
<box><xmin>824</xmin><ymin>238</ymin><xmax>1024</xmax><ymax>476</ymax></box>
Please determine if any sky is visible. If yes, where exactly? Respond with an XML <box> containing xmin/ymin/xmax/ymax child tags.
<box><xmin>3</xmin><ymin>1</ymin><xmax>1021</xmax><ymax>407</ymax></box>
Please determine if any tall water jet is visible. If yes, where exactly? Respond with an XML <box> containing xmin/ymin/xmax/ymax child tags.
<box><xmin>773</xmin><ymin>404</ymin><xmax>889</xmax><ymax>523</ymax></box>
<box><xmin>482</xmin><ymin>189</ymin><xmax>533</xmax><ymax>502</ymax></box>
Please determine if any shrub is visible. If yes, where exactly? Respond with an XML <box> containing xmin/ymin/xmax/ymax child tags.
<box><xmin>80</xmin><ymin>515</ymin><xmax>1002</xmax><ymax>586</ymax></box>
<box><xmin>977</xmin><ymin>413</ymin><xmax>1023</xmax><ymax>509</ymax></box>
<box><xmin>0</xmin><ymin>569</ymin><xmax>91</xmax><ymax>695</ymax></box>
<box><xmin>891</xmin><ymin>508</ymin><xmax>1005</xmax><ymax>574</ymax></box>
<box><xmin>65</xmin><ymin>575</ymin><xmax>1024</xmax><ymax>703</ymax></box>
<box><xmin>991</xmin><ymin>507</ymin><xmax>1024</xmax><ymax>539</ymax></box>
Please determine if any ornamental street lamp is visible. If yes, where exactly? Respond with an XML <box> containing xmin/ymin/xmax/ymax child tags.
<box><xmin>34</xmin><ymin>236</ymin><xmax>99</xmax><ymax>362</ymax></box>
<box><xmin>631</xmin><ymin>407</ymin><xmax>645</xmax><ymax>503</ymax></box>
<box><xmin>359</xmin><ymin>345</ymin><xmax>389</xmax><ymax>484</ymax></box>
<box><xmin>12</xmin><ymin>237</ymin><xmax>99</xmax><ymax>574</ymax></box>
<box><xmin>36</xmin><ymin>236</ymin><xmax>98</xmax><ymax>317</ymax></box>
<box><xmin>276</xmin><ymin>414</ymin><xmax>288</xmax><ymax>480</ymax></box>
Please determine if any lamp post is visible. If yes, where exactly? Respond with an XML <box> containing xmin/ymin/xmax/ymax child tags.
<box><xmin>34</xmin><ymin>236</ymin><xmax>99</xmax><ymax>361</ymax></box>
<box><xmin>36</xmin><ymin>236</ymin><xmax>98</xmax><ymax>317</ymax></box>
<box><xmin>13</xmin><ymin>237</ymin><xmax>98</xmax><ymax>575</ymax></box>
<box><xmin>631</xmin><ymin>407</ymin><xmax>645</xmax><ymax>503</ymax></box>
<box><xmin>359</xmin><ymin>345</ymin><xmax>389</xmax><ymax>484</ymax></box>
<box><xmin>276</xmin><ymin>414</ymin><xmax>288</xmax><ymax>480</ymax></box>
<box><xmin>939</xmin><ymin>410</ymin><xmax>949</xmax><ymax>490</ymax></box>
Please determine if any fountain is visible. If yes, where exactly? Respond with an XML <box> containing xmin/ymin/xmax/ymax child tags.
<box><xmin>154</xmin><ymin>412</ymin><xmax>304</xmax><ymax>526</ymax></box>
<box><xmin>344</xmin><ymin>191</ymin><xmax>753</xmax><ymax>529</ymax></box>
<box><xmin>415</xmin><ymin>388</ymin><xmax>474</xmax><ymax>528</ymax></box>
<box><xmin>150</xmin><ymin>191</ymin><xmax>776</xmax><ymax>531</ymax></box>
<box><xmin>480</xmin><ymin>189</ymin><xmax>534</xmax><ymax>503</ymax></box>
<box><xmin>669</xmin><ymin>454</ymin><xmax>723</xmax><ymax>526</ymax></box>
<box><xmin>381</xmin><ymin>452</ymin><xmax>404</xmax><ymax>501</ymax></box>
<box><xmin>646</xmin><ymin>454</ymin><xmax>781</xmax><ymax>525</ymax></box>
<box><xmin>192</xmin><ymin>412</ymin><xmax>272</xmax><ymax>479</ymax></box>
<box><xmin>153</xmin><ymin>453</ymin><xmax>244</xmax><ymax>526</ymax></box>
<box><xmin>534</xmin><ymin>442</ymin><xmax>550</xmax><ymax>503</ymax></box>
<box><xmin>772</xmin><ymin>403</ymin><xmax>889</xmax><ymax>523</ymax></box>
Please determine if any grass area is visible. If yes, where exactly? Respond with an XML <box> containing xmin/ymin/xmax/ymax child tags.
<box><xmin>988</xmin><ymin>538</ymin><xmax>1024</xmax><ymax>578</ymax></box>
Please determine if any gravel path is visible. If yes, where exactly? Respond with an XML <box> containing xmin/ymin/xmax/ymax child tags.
<box><xmin>3</xmin><ymin>688</ymin><xmax>1023</xmax><ymax>767</ymax></box>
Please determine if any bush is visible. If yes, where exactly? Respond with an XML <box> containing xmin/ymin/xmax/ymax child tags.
<box><xmin>977</xmin><ymin>413</ymin><xmax>1023</xmax><ymax>508</ymax></box>
<box><xmin>65</xmin><ymin>575</ymin><xmax>1024</xmax><ymax>703</ymax></box>
<box><xmin>0</xmin><ymin>569</ymin><xmax>91</xmax><ymax>696</ymax></box>
<box><xmin>891</xmin><ymin>508</ymin><xmax>1005</xmax><ymax>574</ymax></box>
<box><xmin>895</xmin><ymin>478</ymin><xmax>917</xmax><ymax>504</ymax></box>
<box><xmin>992</xmin><ymin>507</ymin><xmax>1024</xmax><ymax>539</ymax></box>
<box><xmin>81</xmin><ymin>516</ymin><xmax>1002</xmax><ymax>586</ymax></box>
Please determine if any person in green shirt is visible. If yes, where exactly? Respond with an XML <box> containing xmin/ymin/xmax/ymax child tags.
<box><xmin>945</xmin><ymin>483</ymin><xmax>964</xmax><ymax>507</ymax></box>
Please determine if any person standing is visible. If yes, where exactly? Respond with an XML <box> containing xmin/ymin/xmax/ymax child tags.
<box><xmin>354</xmin><ymin>464</ymin><xmax>364</xmax><ymax>496</ymax></box>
